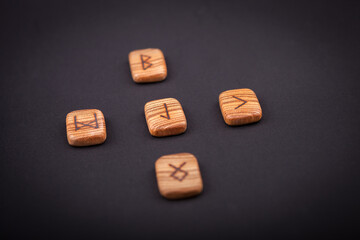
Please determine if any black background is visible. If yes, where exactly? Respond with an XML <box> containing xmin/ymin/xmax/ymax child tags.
<box><xmin>1</xmin><ymin>0</ymin><xmax>360</xmax><ymax>239</ymax></box>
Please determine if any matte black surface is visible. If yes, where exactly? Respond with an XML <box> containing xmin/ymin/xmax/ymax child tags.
<box><xmin>1</xmin><ymin>0</ymin><xmax>360</xmax><ymax>239</ymax></box>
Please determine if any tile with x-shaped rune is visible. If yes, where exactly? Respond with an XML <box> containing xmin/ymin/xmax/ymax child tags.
<box><xmin>155</xmin><ymin>153</ymin><xmax>203</xmax><ymax>200</ymax></box>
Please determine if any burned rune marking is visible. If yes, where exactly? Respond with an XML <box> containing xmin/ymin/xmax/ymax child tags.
<box><xmin>140</xmin><ymin>54</ymin><xmax>152</xmax><ymax>70</ymax></box>
<box><xmin>169</xmin><ymin>162</ymin><xmax>188</xmax><ymax>181</ymax></box>
<box><xmin>74</xmin><ymin>113</ymin><xmax>99</xmax><ymax>131</ymax></box>
<box><xmin>160</xmin><ymin>103</ymin><xmax>170</xmax><ymax>120</ymax></box>
<box><xmin>232</xmin><ymin>96</ymin><xmax>247</xmax><ymax>109</ymax></box>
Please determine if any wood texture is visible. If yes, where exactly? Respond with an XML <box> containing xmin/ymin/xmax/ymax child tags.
<box><xmin>219</xmin><ymin>88</ymin><xmax>262</xmax><ymax>126</ymax></box>
<box><xmin>66</xmin><ymin>109</ymin><xmax>106</xmax><ymax>146</ymax></box>
<box><xmin>128</xmin><ymin>48</ymin><xmax>167</xmax><ymax>83</ymax></box>
<box><xmin>155</xmin><ymin>153</ymin><xmax>203</xmax><ymax>200</ymax></box>
<box><xmin>144</xmin><ymin>98</ymin><xmax>187</xmax><ymax>137</ymax></box>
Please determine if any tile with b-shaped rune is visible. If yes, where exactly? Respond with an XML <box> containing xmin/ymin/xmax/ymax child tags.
<box><xmin>128</xmin><ymin>48</ymin><xmax>167</xmax><ymax>83</ymax></box>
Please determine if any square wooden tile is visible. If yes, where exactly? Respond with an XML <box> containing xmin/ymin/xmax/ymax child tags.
<box><xmin>219</xmin><ymin>88</ymin><xmax>262</xmax><ymax>126</ymax></box>
<box><xmin>155</xmin><ymin>153</ymin><xmax>203</xmax><ymax>200</ymax></box>
<box><xmin>66</xmin><ymin>109</ymin><xmax>106</xmax><ymax>146</ymax></box>
<box><xmin>128</xmin><ymin>48</ymin><xmax>167</xmax><ymax>83</ymax></box>
<box><xmin>144</xmin><ymin>98</ymin><xmax>187</xmax><ymax>137</ymax></box>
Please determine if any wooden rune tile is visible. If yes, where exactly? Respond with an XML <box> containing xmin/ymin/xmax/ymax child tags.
<box><xmin>128</xmin><ymin>48</ymin><xmax>167</xmax><ymax>83</ymax></box>
<box><xmin>66</xmin><ymin>109</ymin><xmax>106</xmax><ymax>146</ymax></box>
<box><xmin>144</xmin><ymin>98</ymin><xmax>187</xmax><ymax>137</ymax></box>
<box><xmin>219</xmin><ymin>88</ymin><xmax>262</xmax><ymax>126</ymax></box>
<box><xmin>155</xmin><ymin>153</ymin><xmax>203</xmax><ymax>200</ymax></box>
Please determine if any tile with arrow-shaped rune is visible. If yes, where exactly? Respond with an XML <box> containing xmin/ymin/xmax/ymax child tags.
<box><xmin>219</xmin><ymin>88</ymin><xmax>262</xmax><ymax>126</ymax></box>
<box><xmin>144</xmin><ymin>98</ymin><xmax>187</xmax><ymax>137</ymax></box>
